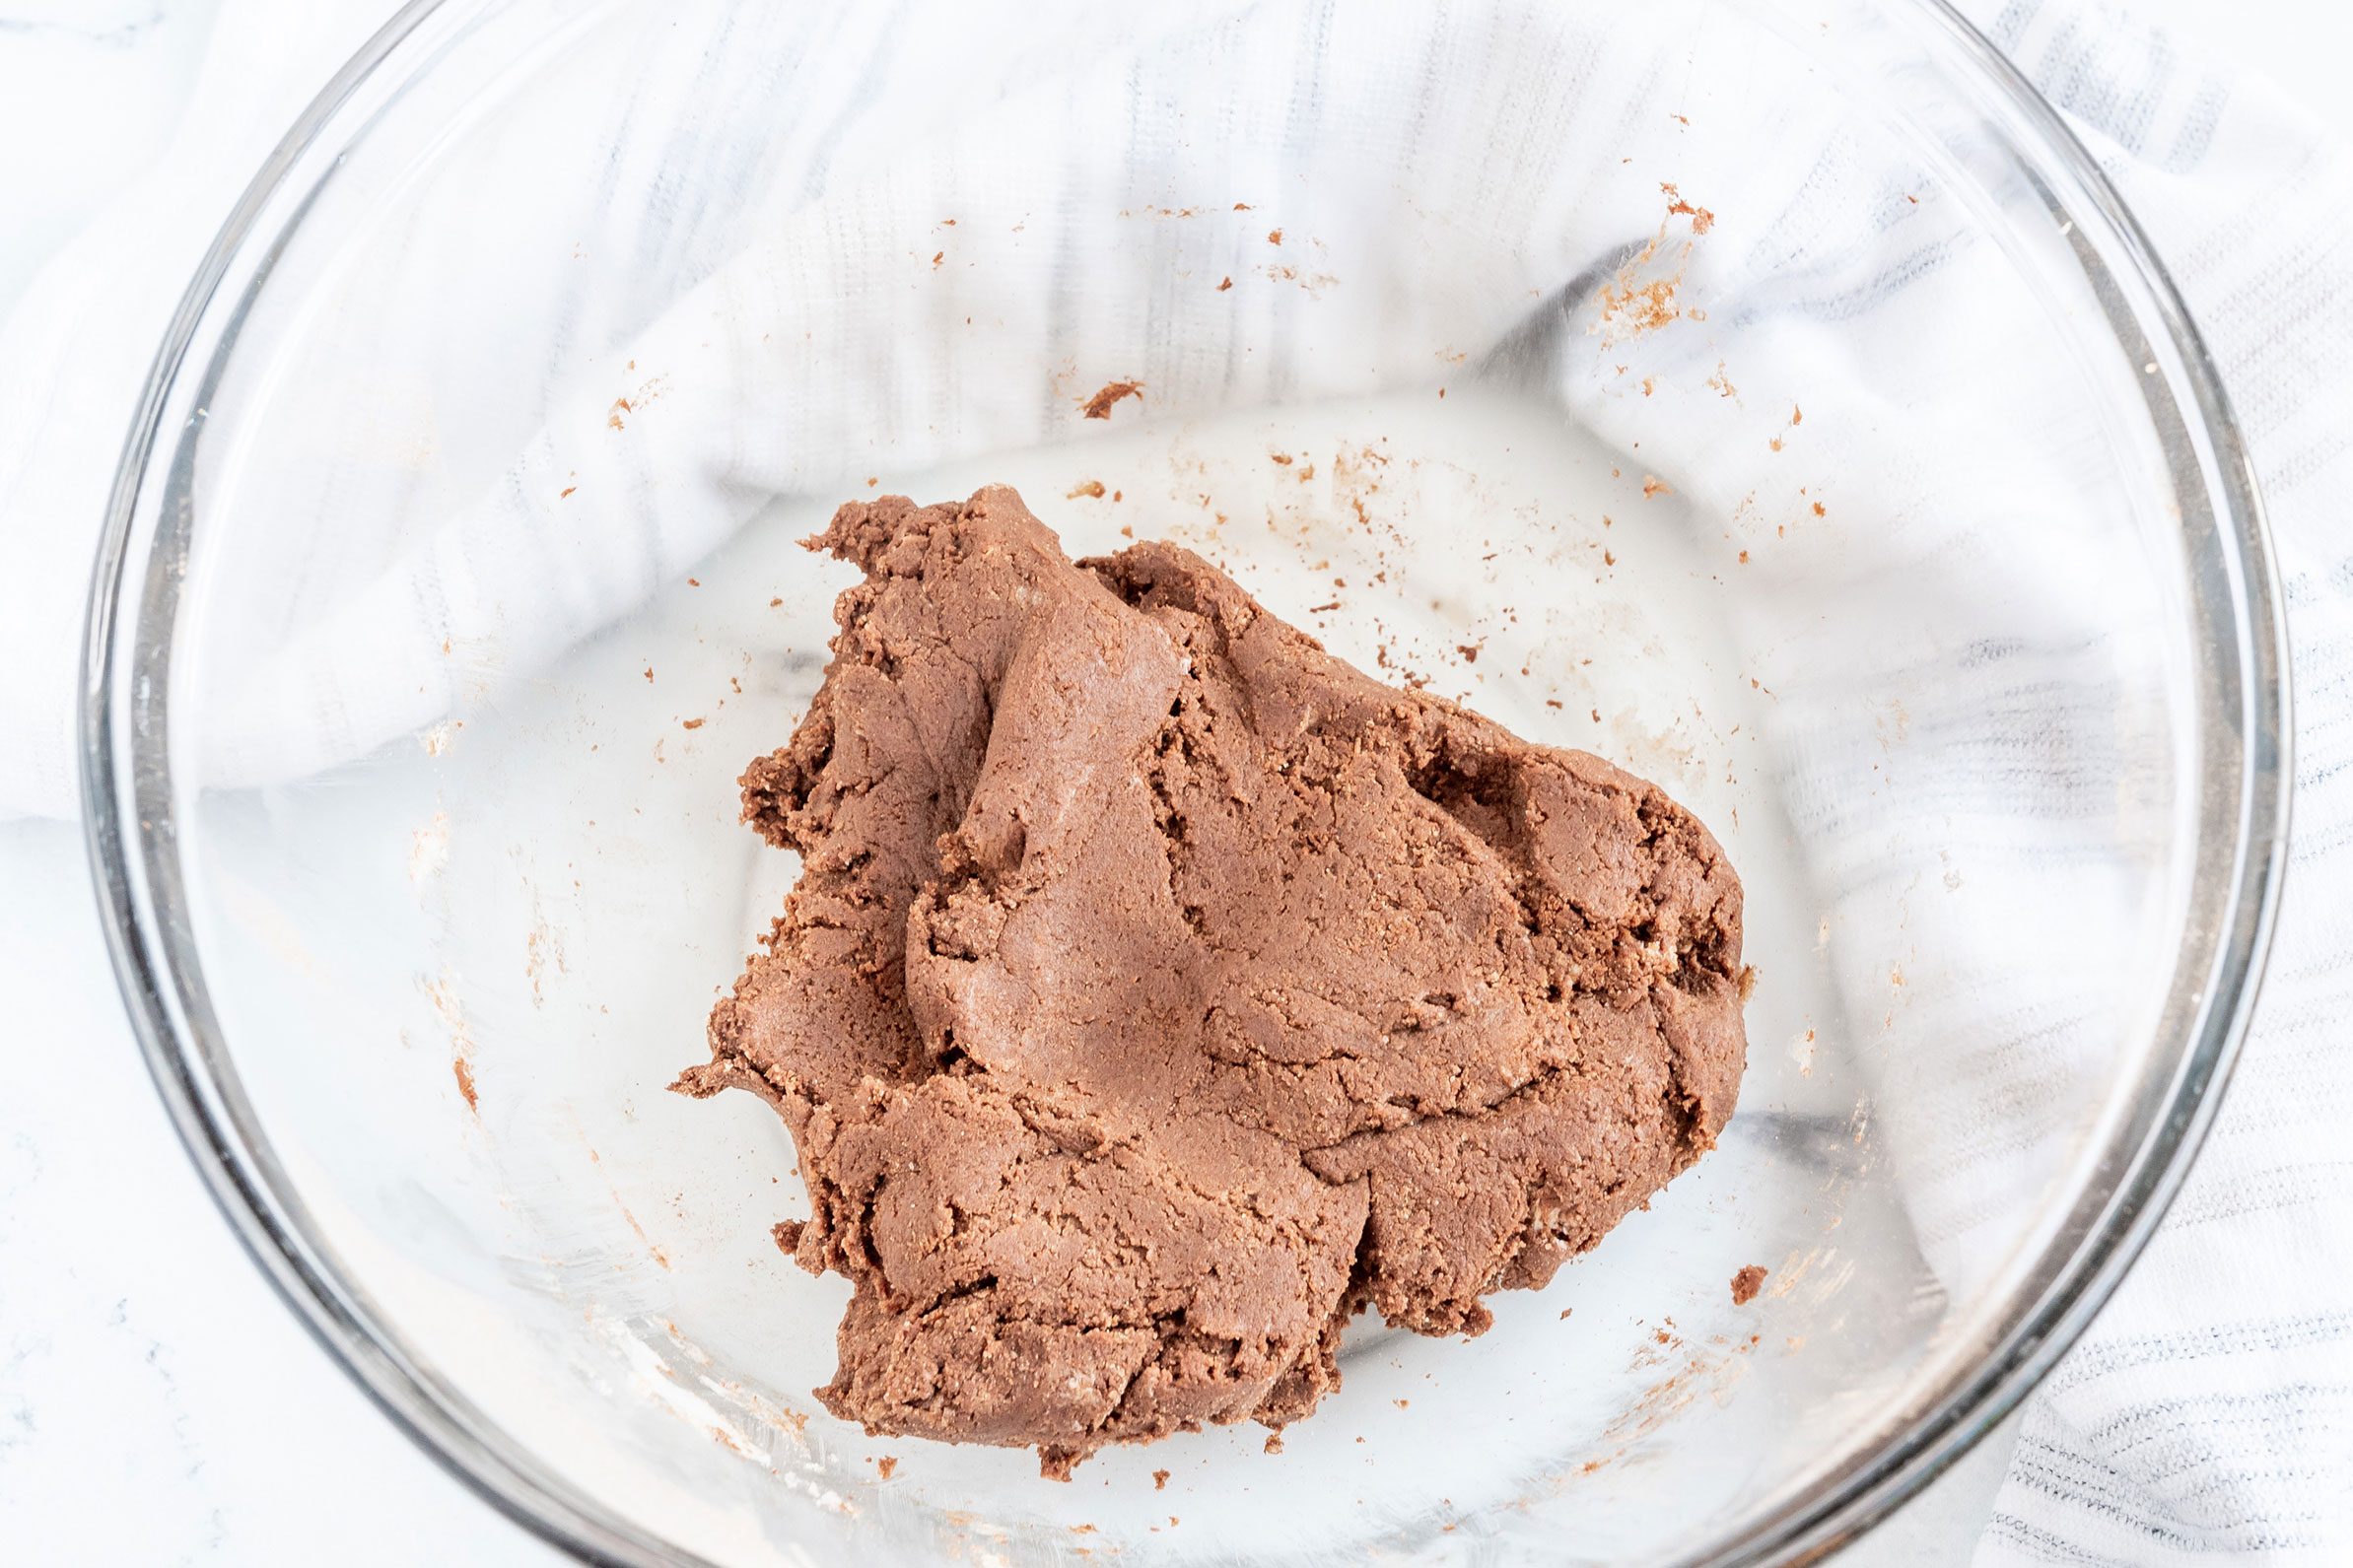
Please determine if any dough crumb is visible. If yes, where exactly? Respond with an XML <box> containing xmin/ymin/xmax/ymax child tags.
<box><xmin>1079</xmin><ymin>380</ymin><xmax>1143</xmax><ymax>420</ymax></box>
<box><xmin>1731</xmin><ymin>1264</ymin><xmax>1768</xmax><ymax>1306</ymax></box>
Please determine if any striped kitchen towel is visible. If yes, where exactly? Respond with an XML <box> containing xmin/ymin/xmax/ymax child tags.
<box><xmin>1958</xmin><ymin>4</ymin><xmax>2353</xmax><ymax>1561</ymax></box>
<box><xmin>0</xmin><ymin>0</ymin><xmax>2344</xmax><ymax>1560</ymax></box>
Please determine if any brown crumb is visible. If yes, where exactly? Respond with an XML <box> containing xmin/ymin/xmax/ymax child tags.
<box><xmin>1066</xmin><ymin>479</ymin><xmax>1107</xmax><ymax>500</ymax></box>
<box><xmin>559</xmin><ymin>485</ymin><xmax>577</xmax><ymax>499</ymax></box>
<box><xmin>876</xmin><ymin>1456</ymin><xmax>898</xmax><ymax>1479</ymax></box>
<box><xmin>1263</xmin><ymin>1433</ymin><xmax>1283</xmax><ymax>1455</ymax></box>
<box><xmin>931</xmin><ymin>250</ymin><xmax>944</xmax><ymax>267</ymax></box>
<box><xmin>1559</xmin><ymin>1307</ymin><xmax>1573</xmax><ymax>1319</ymax></box>
<box><xmin>1737</xmin><ymin>550</ymin><xmax>1750</xmax><ymax>565</ymax></box>
<box><xmin>865</xmin><ymin>476</ymin><xmax>879</xmax><ymax>488</ymax></box>
<box><xmin>1790</xmin><ymin>404</ymin><xmax>1804</xmax><ymax>425</ymax></box>
<box><xmin>1813</xmin><ymin>501</ymin><xmax>1827</xmax><ymax>516</ymax></box>
<box><xmin>1233</xmin><ymin>202</ymin><xmax>1252</xmax><ymax>211</ymax></box>
<box><xmin>1267</xmin><ymin>228</ymin><xmax>1283</xmax><ymax>244</ymax></box>
<box><xmin>1546</xmin><ymin>699</ymin><xmax>1564</xmax><ymax>710</ymax></box>
<box><xmin>682</xmin><ymin>717</ymin><xmax>706</xmax><ymax>730</ymax></box>
<box><xmin>1394</xmin><ymin>1398</ymin><xmax>1410</xmax><ymax>1409</ymax></box>
<box><xmin>1079</xmin><ymin>380</ymin><xmax>1143</xmax><ymax>420</ymax></box>
<box><xmin>1660</xmin><ymin>181</ymin><xmax>1716</xmax><ymax>235</ymax></box>
<box><xmin>643</xmin><ymin>667</ymin><xmax>655</xmax><ymax>682</ymax></box>
<box><xmin>768</xmin><ymin>596</ymin><xmax>783</xmax><ymax>608</ymax></box>
<box><xmin>1153</xmin><ymin>1469</ymin><xmax>1169</xmax><ymax>1490</ymax></box>
<box><xmin>1456</xmin><ymin>643</ymin><xmax>1482</xmax><ymax>663</ymax></box>
<box><xmin>1596</xmin><ymin>260</ymin><xmax>1680</xmax><ymax>340</ymax></box>
<box><xmin>1217</xmin><ymin>276</ymin><xmax>1233</xmax><ymax>291</ymax></box>
<box><xmin>1768</xmin><ymin>436</ymin><xmax>1783</xmax><ymax>452</ymax></box>
<box><xmin>1731</xmin><ymin>1264</ymin><xmax>1768</xmax><ymax>1306</ymax></box>
<box><xmin>686</xmin><ymin>578</ymin><xmax>701</xmax><ymax>587</ymax></box>
<box><xmin>1270</xmin><ymin>452</ymin><xmax>1292</xmax><ymax>465</ymax></box>
<box><xmin>452</xmin><ymin>1057</ymin><xmax>477</xmax><ymax>1113</ymax></box>
<box><xmin>1641</xmin><ymin>475</ymin><xmax>1671</xmax><ymax>499</ymax></box>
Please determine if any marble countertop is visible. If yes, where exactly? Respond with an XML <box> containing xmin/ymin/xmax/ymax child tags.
<box><xmin>1</xmin><ymin>0</ymin><xmax>2340</xmax><ymax>1562</ymax></box>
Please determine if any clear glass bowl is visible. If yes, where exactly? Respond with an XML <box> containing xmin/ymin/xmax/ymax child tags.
<box><xmin>83</xmin><ymin>0</ymin><xmax>2288</xmax><ymax>1563</ymax></box>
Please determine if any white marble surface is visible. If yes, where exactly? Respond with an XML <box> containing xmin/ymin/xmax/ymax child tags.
<box><xmin>0</xmin><ymin>0</ymin><xmax>2337</xmax><ymax>1562</ymax></box>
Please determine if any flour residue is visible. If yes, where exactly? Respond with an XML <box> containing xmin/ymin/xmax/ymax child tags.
<box><xmin>408</xmin><ymin>810</ymin><xmax>450</xmax><ymax>882</ymax></box>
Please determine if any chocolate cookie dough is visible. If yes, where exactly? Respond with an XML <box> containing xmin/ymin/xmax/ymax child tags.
<box><xmin>676</xmin><ymin>486</ymin><xmax>1747</xmax><ymax>1476</ymax></box>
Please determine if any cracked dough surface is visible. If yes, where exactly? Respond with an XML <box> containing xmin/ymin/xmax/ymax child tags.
<box><xmin>676</xmin><ymin>485</ymin><xmax>1747</xmax><ymax>1476</ymax></box>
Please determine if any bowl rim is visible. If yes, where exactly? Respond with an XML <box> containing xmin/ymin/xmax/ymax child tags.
<box><xmin>79</xmin><ymin>1</ymin><xmax>2293</xmax><ymax>1563</ymax></box>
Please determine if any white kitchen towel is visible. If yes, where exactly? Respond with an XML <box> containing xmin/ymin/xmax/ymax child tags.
<box><xmin>0</xmin><ymin>0</ymin><xmax>2347</xmax><ymax>1563</ymax></box>
<box><xmin>1957</xmin><ymin>9</ymin><xmax>2353</xmax><ymax>1562</ymax></box>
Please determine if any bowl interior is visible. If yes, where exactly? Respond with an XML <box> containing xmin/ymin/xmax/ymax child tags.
<box><xmin>100</xmin><ymin>0</ymin><xmax>2265</xmax><ymax>1562</ymax></box>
